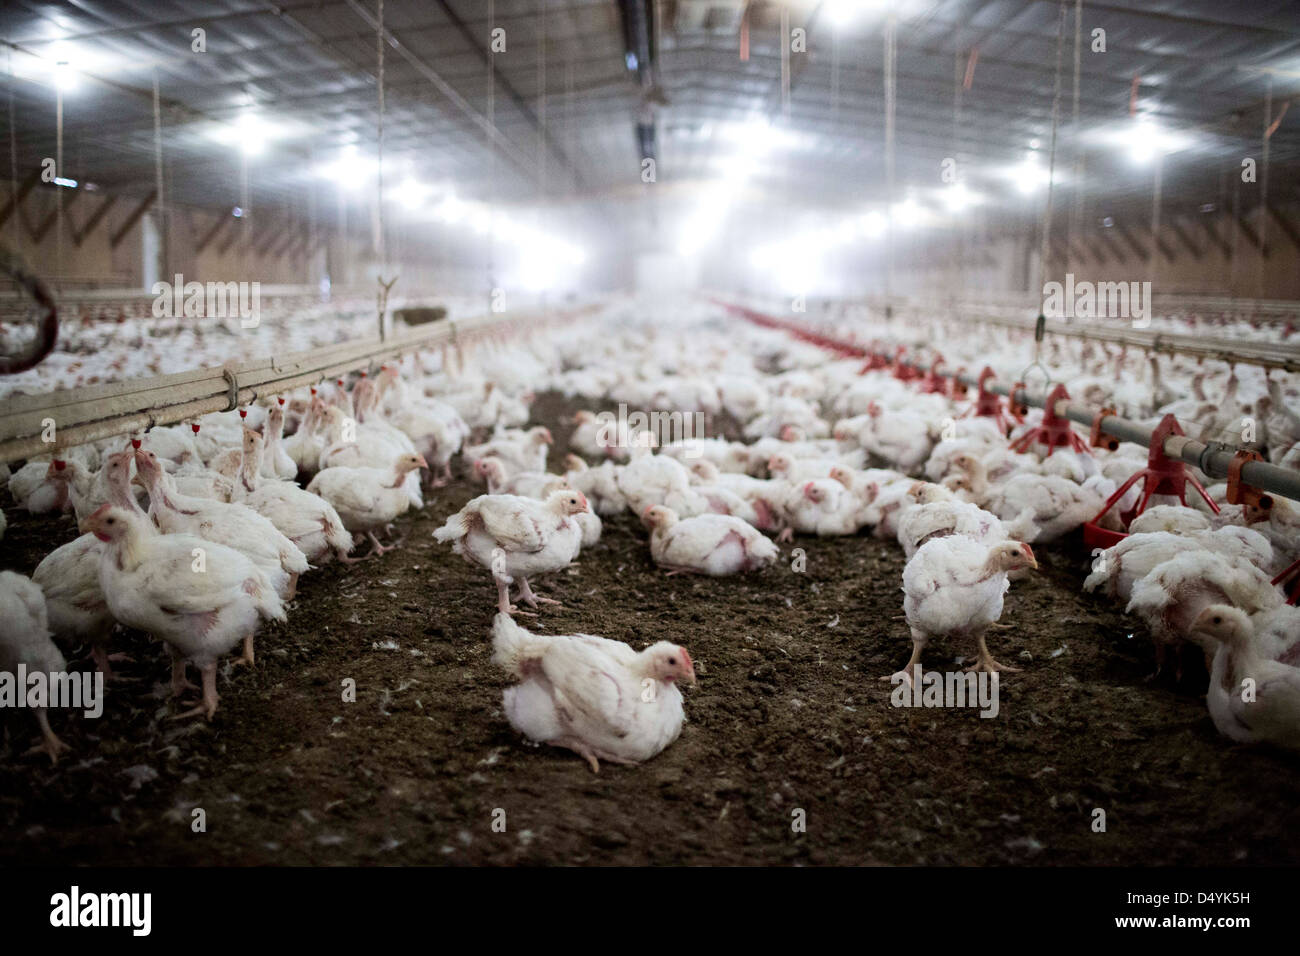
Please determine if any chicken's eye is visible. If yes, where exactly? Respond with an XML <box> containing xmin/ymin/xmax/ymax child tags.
<box><xmin>667</xmin><ymin>657</ymin><xmax>677</xmax><ymax>666</ymax></box>
<box><xmin>1213</xmin><ymin>616</ymin><xmax>1222</xmax><ymax>624</ymax></box>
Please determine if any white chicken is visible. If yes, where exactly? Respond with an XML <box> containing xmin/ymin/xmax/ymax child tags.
<box><xmin>434</xmin><ymin>489</ymin><xmax>588</xmax><ymax>614</ymax></box>
<box><xmin>135</xmin><ymin>448</ymin><xmax>309</xmax><ymax>599</ymax></box>
<box><xmin>82</xmin><ymin>506</ymin><xmax>285</xmax><ymax>716</ymax></box>
<box><xmin>1191</xmin><ymin>605</ymin><xmax>1300</xmax><ymax>752</ymax></box>
<box><xmin>32</xmin><ymin>533</ymin><xmax>119</xmax><ymax>677</ymax></box>
<box><xmin>1127</xmin><ymin>550</ymin><xmax>1284</xmax><ymax>677</ymax></box>
<box><xmin>491</xmin><ymin>613</ymin><xmax>694</xmax><ymax>772</ymax></box>
<box><xmin>233</xmin><ymin>428</ymin><xmax>356</xmax><ymax>564</ymax></box>
<box><xmin>0</xmin><ymin>571</ymin><xmax>71</xmax><ymax>763</ymax></box>
<box><xmin>641</xmin><ymin>505</ymin><xmax>778</xmax><ymax>575</ymax></box>
<box><xmin>895</xmin><ymin>538</ymin><xmax>1038</xmax><ymax>677</ymax></box>
<box><xmin>562</xmin><ymin>454</ymin><xmax>628</xmax><ymax>516</ymax></box>
<box><xmin>306</xmin><ymin>452</ymin><xmax>428</xmax><ymax>557</ymax></box>
<box><xmin>466</xmin><ymin>426</ymin><xmax>554</xmax><ymax>475</ymax></box>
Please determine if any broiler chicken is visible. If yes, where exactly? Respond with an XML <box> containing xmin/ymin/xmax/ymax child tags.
<box><xmin>232</xmin><ymin>428</ymin><xmax>355</xmax><ymax>564</ymax></box>
<box><xmin>306</xmin><ymin>452</ymin><xmax>428</xmax><ymax>557</ymax></box>
<box><xmin>1191</xmin><ymin>605</ymin><xmax>1300</xmax><ymax>752</ymax></box>
<box><xmin>466</xmin><ymin>426</ymin><xmax>554</xmax><ymax>476</ymax></box>
<box><xmin>81</xmin><ymin>506</ymin><xmax>285</xmax><ymax>717</ymax></box>
<box><xmin>895</xmin><ymin>538</ymin><xmax>1038</xmax><ymax>678</ymax></box>
<box><xmin>0</xmin><ymin>571</ymin><xmax>71</xmax><ymax>763</ymax></box>
<box><xmin>491</xmin><ymin>613</ymin><xmax>694</xmax><ymax>771</ymax></box>
<box><xmin>135</xmin><ymin>448</ymin><xmax>309</xmax><ymax>602</ymax></box>
<box><xmin>434</xmin><ymin>488</ymin><xmax>587</xmax><ymax>614</ymax></box>
<box><xmin>641</xmin><ymin>505</ymin><xmax>778</xmax><ymax>575</ymax></box>
<box><xmin>1127</xmin><ymin>550</ymin><xmax>1284</xmax><ymax>678</ymax></box>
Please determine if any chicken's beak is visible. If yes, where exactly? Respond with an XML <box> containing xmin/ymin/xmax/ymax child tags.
<box><xmin>415</xmin><ymin>455</ymin><xmax>429</xmax><ymax>469</ymax></box>
<box><xmin>679</xmin><ymin>649</ymin><xmax>697</xmax><ymax>684</ymax></box>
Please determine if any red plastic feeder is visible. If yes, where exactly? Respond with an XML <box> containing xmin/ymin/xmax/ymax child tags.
<box><xmin>1273</xmin><ymin>559</ymin><xmax>1300</xmax><ymax>604</ymax></box>
<box><xmin>891</xmin><ymin>346</ymin><xmax>920</xmax><ymax>381</ymax></box>
<box><xmin>962</xmin><ymin>366</ymin><xmax>1014</xmax><ymax>434</ymax></box>
<box><xmin>859</xmin><ymin>344</ymin><xmax>890</xmax><ymax>372</ymax></box>
<box><xmin>949</xmin><ymin>366</ymin><xmax>968</xmax><ymax>399</ymax></box>
<box><xmin>1008</xmin><ymin>384</ymin><xmax>1089</xmax><ymax>457</ymax></box>
<box><xmin>919</xmin><ymin>355</ymin><xmax>949</xmax><ymax>394</ymax></box>
<box><xmin>1082</xmin><ymin>414</ymin><xmax>1221</xmax><ymax>549</ymax></box>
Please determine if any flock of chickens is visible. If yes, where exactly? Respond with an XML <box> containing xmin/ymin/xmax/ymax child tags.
<box><xmin>1</xmin><ymin>298</ymin><xmax>1299</xmax><ymax>773</ymax></box>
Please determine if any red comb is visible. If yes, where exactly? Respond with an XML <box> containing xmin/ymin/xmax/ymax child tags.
<box><xmin>239</xmin><ymin>409</ymin><xmax>247</xmax><ymax>419</ymax></box>
<box><xmin>191</xmin><ymin>423</ymin><xmax>201</xmax><ymax>433</ymax></box>
<box><xmin>53</xmin><ymin>459</ymin><xmax>66</xmax><ymax>470</ymax></box>
<box><xmin>277</xmin><ymin>397</ymin><xmax>285</xmax><ymax>406</ymax></box>
<box><xmin>310</xmin><ymin>387</ymin><xmax>317</xmax><ymax>395</ymax></box>
<box><xmin>131</xmin><ymin>438</ymin><xmax>142</xmax><ymax>449</ymax></box>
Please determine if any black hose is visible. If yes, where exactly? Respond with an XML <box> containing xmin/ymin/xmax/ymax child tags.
<box><xmin>0</xmin><ymin>248</ymin><xmax>58</xmax><ymax>375</ymax></box>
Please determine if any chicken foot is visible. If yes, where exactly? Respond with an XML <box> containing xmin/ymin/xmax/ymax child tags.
<box><xmin>516</xmin><ymin>577</ymin><xmax>561</xmax><ymax>609</ymax></box>
<box><xmin>24</xmin><ymin>708</ymin><xmax>70</xmax><ymax>765</ymax></box>
<box><xmin>170</xmin><ymin>661</ymin><xmax>220</xmax><ymax>721</ymax></box>
<box><xmin>965</xmin><ymin>631</ymin><xmax>1020</xmax><ymax>673</ymax></box>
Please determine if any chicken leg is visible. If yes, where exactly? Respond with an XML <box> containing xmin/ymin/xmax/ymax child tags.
<box><xmin>230</xmin><ymin>634</ymin><xmax>255</xmax><ymax>669</ymax></box>
<box><xmin>170</xmin><ymin>661</ymin><xmax>220</xmax><ymax>721</ymax></box>
<box><xmin>366</xmin><ymin>531</ymin><xmax>396</xmax><ymax>557</ymax></box>
<box><xmin>24</xmin><ymin>708</ymin><xmax>70</xmax><ymax>765</ymax></box>
<box><xmin>965</xmin><ymin>630</ymin><xmax>1020</xmax><ymax>673</ymax></box>
<box><xmin>881</xmin><ymin>628</ymin><xmax>927</xmax><ymax>684</ymax></box>
<box><xmin>495</xmin><ymin>574</ymin><xmax>521</xmax><ymax>615</ymax></box>
<box><xmin>516</xmin><ymin>577</ymin><xmax>561</xmax><ymax>609</ymax></box>
<box><xmin>169</xmin><ymin>649</ymin><xmax>199</xmax><ymax>696</ymax></box>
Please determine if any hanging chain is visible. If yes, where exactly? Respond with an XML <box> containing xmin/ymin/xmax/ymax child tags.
<box><xmin>1035</xmin><ymin>0</ymin><xmax>1067</xmax><ymax>361</ymax></box>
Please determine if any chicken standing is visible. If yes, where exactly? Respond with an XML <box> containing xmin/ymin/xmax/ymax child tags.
<box><xmin>0</xmin><ymin>571</ymin><xmax>71</xmax><ymax>763</ymax></box>
<box><xmin>82</xmin><ymin>506</ymin><xmax>285</xmax><ymax>717</ymax></box>
<box><xmin>305</xmin><ymin>452</ymin><xmax>427</xmax><ymax>558</ymax></box>
<box><xmin>434</xmin><ymin>489</ymin><xmax>588</xmax><ymax>613</ymax></box>
<box><xmin>895</xmin><ymin>538</ymin><xmax>1038</xmax><ymax>678</ymax></box>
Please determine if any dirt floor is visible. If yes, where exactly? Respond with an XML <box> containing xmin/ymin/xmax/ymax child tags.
<box><xmin>2</xmin><ymin>390</ymin><xmax>1299</xmax><ymax>866</ymax></box>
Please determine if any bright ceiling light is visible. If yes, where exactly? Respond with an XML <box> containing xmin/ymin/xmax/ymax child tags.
<box><xmin>891</xmin><ymin>197</ymin><xmax>928</xmax><ymax>229</ymax></box>
<box><xmin>827</xmin><ymin>0</ymin><xmax>889</xmax><ymax>28</ymax></box>
<box><xmin>859</xmin><ymin>210</ymin><xmax>887</xmax><ymax>238</ymax></box>
<box><xmin>943</xmin><ymin>182</ymin><xmax>979</xmax><ymax>212</ymax></box>
<box><xmin>51</xmin><ymin>60</ymin><xmax>76</xmax><ymax>92</ymax></box>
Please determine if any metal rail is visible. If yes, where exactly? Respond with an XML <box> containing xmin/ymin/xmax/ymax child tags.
<box><xmin>755</xmin><ymin>294</ymin><xmax>1300</xmax><ymax>372</ymax></box>
<box><xmin>716</xmin><ymin>299</ymin><xmax>1300</xmax><ymax>505</ymax></box>
<box><xmin>0</xmin><ymin>304</ymin><xmax>600</xmax><ymax>465</ymax></box>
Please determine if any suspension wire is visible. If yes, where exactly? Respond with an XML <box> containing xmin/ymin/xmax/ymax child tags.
<box><xmin>8</xmin><ymin>49</ymin><xmax>20</xmax><ymax>260</ymax></box>
<box><xmin>780</xmin><ymin>5</ymin><xmax>791</xmax><ymax>118</ymax></box>
<box><xmin>55</xmin><ymin>84</ymin><xmax>63</xmax><ymax>288</ymax></box>
<box><xmin>883</xmin><ymin>16</ymin><xmax>896</xmax><ymax>315</ymax></box>
<box><xmin>152</xmin><ymin>71</ymin><xmax>165</xmax><ymax>281</ymax></box>
<box><xmin>375</xmin><ymin>0</ymin><xmax>390</xmax><ymax>341</ymax></box>
<box><xmin>537</xmin><ymin>0</ymin><xmax>547</xmax><ymax>314</ymax></box>
<box><xmin>953</xmin><ymin>48</ymin><xmax>962</xmax><ymax>301</ymax></box>
<box><xmin>487</xmin><ymin>0</ymin><xmax>496</xmax><ymax>306</ymax></box>
<box><xmin>1035</xmin><ymin>0</ymin><xmax>1067</xmax><ymax>355</ymax></box>
<box><xmin>1066</xmin><ymin>0</ymin><xmax>1082</xmax><ymax>274</ymax></box>
<box><xmin>1258</xmin><ymin>73</ymin><xmax>1272</xmax><ymax>303</ymax></box>
<box><xmin>1150</xmin><ymin>147</ymin><xmax>1163</xmax><ymax>302</ymax></box>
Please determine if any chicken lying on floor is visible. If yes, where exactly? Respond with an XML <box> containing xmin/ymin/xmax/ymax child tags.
<box><xmin>641</xmin><ymin>505</ymin><xmax>778</xmax><ymax>575</ymax></box>
<box><xmin>893</xmin><ymin>538</ymin><xmax>1039</xmax><ymax>679</ymax></box>
<box><xmin>434</xmin><ymin>489</ymin><xmax>588</xmax><ymax>614</ymax></box>
<box><xmin>491</xmin><ymin>613</ymin><xmax>695</xmax><ymax>772</ymax></box>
